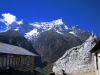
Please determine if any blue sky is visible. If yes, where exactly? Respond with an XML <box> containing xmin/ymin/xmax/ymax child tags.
<box><xmin>0</xmin><ymin>0</ymin><xmax>100</xmax><ymax>35</ymax></box>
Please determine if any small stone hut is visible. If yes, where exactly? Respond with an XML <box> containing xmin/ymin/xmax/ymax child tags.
<box><xmin>0</xmin><ymin>42</ymin><xmax>37</xmax><ymax>73</ymax></box>
<box><xmin>91</xmin><ymin>41</ymin><xmax>100</xmax><ymax>75</ymax></box>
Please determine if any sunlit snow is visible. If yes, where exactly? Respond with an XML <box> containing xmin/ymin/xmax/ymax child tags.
<box><xmin>17</xmin><ymin>20</ymin><xmax>23</xmax><ymax>25</ymax></box>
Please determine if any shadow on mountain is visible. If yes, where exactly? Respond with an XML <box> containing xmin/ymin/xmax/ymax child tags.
<box><xmin>33</xmin><ymin>30</ymin><xmax>83</xmax><ymax>64</ymax></box>
<box><xmin>0</xmin><ymin>30</ymin><xmax>44</xmax><ymax>68</ymax></box>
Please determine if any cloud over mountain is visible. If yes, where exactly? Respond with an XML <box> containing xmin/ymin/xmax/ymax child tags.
<box><xmin>0</xmin><ymin>13</ymin><xmax>17</xmax><ymax>25</ymax></box>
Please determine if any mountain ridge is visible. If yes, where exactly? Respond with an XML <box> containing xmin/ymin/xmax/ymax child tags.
<box><xmin>0</xmin><ymin>19</ymin><xmax>99</xmax><ymax>70</ymax></box>
<box><xmin>33</xmin><ymin>30</ymin><xmax>83</xmax><ymax>63</ymax></box>
<box><xmin>0</xmin><ymin>19</ymin><xmax>92</xmax><ymax>42</ymax></box>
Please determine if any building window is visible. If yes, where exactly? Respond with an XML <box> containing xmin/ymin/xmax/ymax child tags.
<box><xmin>3</xmin><ymin>57</ymin><xmax>6</xmax><ymax>67</ymax></box>
<box><xmin>9</xmin><ymin>55</ymin><xmax>13</xmax><ymax>66</ymax></box>
<box><xmin>24</xmin><ymin>58</ymin><xmax>26</xmax><ymax>65</ymax></box>
<box><xmin>18</xmin><ymin>57</ymin><xmax>20</xmax><ymax>66</ymax></box>
<box><xmin>23</xmin><ymin>56</ymin><xmax>32</xmax><ymax>66</ymax></box>
<box><xmin>26</xmin><ymin>56</ymin><xmax>31</xmax><ymax>66</ymax></box>
<box><xmin>29</xmin><ymin>57</ymin><xmax>32</xmax><ymax>65</ymax></box>
<box><xmin>7</xmin><ymin>55</ymin><xmax>10</xmax><ymax>67</ymax></box>
<box><xmin>16</xmin><ymin>57</ymin><xmax>18</xmax><ymax>66</ymax></box>
<box><xmin>26</xmin><ymin>57</ymin><xmax>29</xmax><ymax>66</ymax></box>
<box><xmin>96</xmin><ymin>53</ymin><xmax>98</xmax><ymax>70</ymax></box>
<box><xmin>13</xmin><ymin>57</ymin><xmax>15</xmax><ymax>66</ymax></box>
<box><xmin>23</xmin><ymin>57</ymin><xmax>27</xmax><ymax>66</ymax></box>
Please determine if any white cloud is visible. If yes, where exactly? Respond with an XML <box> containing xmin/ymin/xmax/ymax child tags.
<box><xmin>0</xmin><ymin>13</ymin><xmax>17</xmax><ymax>25</ymax></box>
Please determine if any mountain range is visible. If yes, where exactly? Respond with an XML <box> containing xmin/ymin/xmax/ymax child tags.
<box><xmin>0</xmin><ymin>19</ymin><xmax>99</xmax><ymax>71</ymax></box>
<box><xmin>5</xmin><ymin>19</ymin><xmax>91</xmax><ymax>42</ymax></box>
<box><xmin>4</xmin><ymin>19</ymin><xmax>92</xmax><ymax>62</ymax></box>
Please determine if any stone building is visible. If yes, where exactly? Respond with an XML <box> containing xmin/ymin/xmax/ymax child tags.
<box><xmin>91</xmin><ymin>41</ymin><xmax>100</xmax><ymax>75</ymax></box>
<box><xmin>0</xmin><ymin>42</ymin><xmax>37</xmax><ymax>73</ymax></box>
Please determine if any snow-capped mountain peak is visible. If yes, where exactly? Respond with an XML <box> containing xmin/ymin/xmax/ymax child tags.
<box><xmin>71</xmin><ymin>25</ymin><xmax>79</xmax><ymax>30</ymax></box>
<box><xmin>24</xmin><ymin>19</ymin><xmax>71</xmax><ymax>40</ymax></box>
<box><xmin>7</xmin><ymin>20</ymin><xmax>33</xmax><ymax>35</ymax></box>
<box><xmin>16</xmin><ymin>20</ymin><xmax>23</xmax><ymax>25</ymax></box>
<box><xmin>30</xmin><ymin>18</ymin><xmax>64</xmax><ymax>26</ymax></box>
<box><xmin>30</xmin><ymin>18</ymin><xmax>66</xmax><ymax>30</ymax></box>
<box><xmin>1</xmin><ymin>18</ymin><xmax>92</xmax><ymax>42</ymax></box>
<box><xmin>52</xmin><ymin>18</ymin><xmax>63</xmax><ymax>25</ymax></box>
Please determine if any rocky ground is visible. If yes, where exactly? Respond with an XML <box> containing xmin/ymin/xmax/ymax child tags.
<box><xmin>68</xmin><ymin>72</ymin><xmax>96</xmax><ymax>75</ymax></box>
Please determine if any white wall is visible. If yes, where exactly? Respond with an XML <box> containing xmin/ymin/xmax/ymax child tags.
<box><xmin>94</xmin><ymin>49</ymin><xmax>100</xmax><ymax>75</ymax></box>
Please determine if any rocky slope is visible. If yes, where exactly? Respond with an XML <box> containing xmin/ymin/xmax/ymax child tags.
<box><xmin>53</xmin><ymin>34</ymin><xmax>99</xmax><ymax>74</ymax></box>
<box><xmin>33</xmin><ymin>30</ymin><xmax>83</xmax><ymax>63</ymax></box>
<box><xmin>0</xmin><ymin>30</ymin><xmax>37</xmax><ymax>53</ymax></box>
<box><xmin>0</xmin><ymin>30</ymin><xmax>43</xmax><ymax>67</ymax></box>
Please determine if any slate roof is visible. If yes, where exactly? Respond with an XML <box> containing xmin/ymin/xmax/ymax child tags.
<box><xmin>0</xmin><ymin>42</ymin><xmax>37</xmax><ymax>56</ymax></box>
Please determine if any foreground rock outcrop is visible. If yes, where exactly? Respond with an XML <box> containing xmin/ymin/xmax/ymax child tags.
<box><xmin>53</xmin><ymin>34</ymin><xmax>99</xmax><ymax>74</ymax></box>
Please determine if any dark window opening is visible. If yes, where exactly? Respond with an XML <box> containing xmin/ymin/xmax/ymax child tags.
<box><xmin>96</xmin><ymin>53</ymin><xmax>98</xmax><ymax>70</ymax></box>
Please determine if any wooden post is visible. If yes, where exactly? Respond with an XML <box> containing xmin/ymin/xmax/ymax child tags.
<box><xmin>30</xmin><ymin>56</ymin><xmax>34</xmax><ymax>73</ymax></box>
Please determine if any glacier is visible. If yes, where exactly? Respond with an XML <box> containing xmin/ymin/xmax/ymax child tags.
<box><xmin>53</xmin><ymin>34</ymin><xmax>99</xmax><ymax>74</ymax></box>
